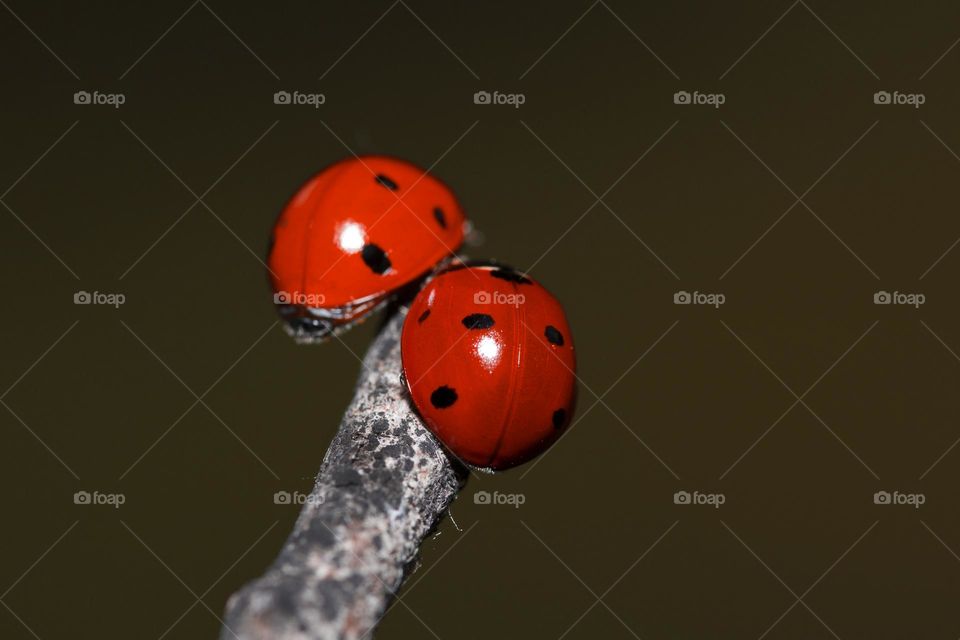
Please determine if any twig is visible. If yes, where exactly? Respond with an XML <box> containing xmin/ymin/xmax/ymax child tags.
<box><xmin>222</xmin><ymin>308</ymin><xmax>462</xmax><ymax>639</ymax></box>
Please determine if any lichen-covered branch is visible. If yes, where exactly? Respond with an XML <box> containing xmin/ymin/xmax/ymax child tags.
<box><xmin>222</xmin><ymin>309</ymin><xmax>462</xmax><ymax>639</ymax></box>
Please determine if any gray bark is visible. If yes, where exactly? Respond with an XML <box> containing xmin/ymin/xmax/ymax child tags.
<box><xmin>221</xmin><ymin>308</ymin><xmax>462</xmax><ymax>639</ymax></box>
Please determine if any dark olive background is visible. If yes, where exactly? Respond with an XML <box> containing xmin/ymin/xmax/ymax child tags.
<box><xmin>4</xmin><ymin>1</ymin><xmax>960</xmax><ymax>638</ymax></box>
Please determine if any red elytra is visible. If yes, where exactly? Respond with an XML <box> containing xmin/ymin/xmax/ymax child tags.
<box><xmin>268</xmin><ymin>156</ymin><xmax>466</xmax><ymax>342</ymax></box>
<box><xmin>401</xmin><ymin>263</ymin><xmax>577</xmax><ymax>470</ymax></box>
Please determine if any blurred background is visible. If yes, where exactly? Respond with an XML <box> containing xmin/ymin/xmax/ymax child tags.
<box><xmin>3</xmin><ymin>1</ymin><xmax>960</xmax><ymax>638</ymax></box>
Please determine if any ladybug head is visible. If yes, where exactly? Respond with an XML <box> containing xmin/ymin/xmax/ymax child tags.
<box><xmin>277</xmin><ymin>305</ymin><xmax>336</xmax><ymax>344</ymax></box>
<box><xmin>438</xmin><ymin>258</ymin><xmax>532</xmax><ymax>283</ymax></box>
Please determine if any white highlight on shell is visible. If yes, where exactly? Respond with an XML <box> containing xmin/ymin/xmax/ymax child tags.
<box><xmin>475</xmin><ymin>334</ymin><xmax>501</xmax><ymax>370</ymax></box>
<box><xmin>336</xmin><ymin>221</ymin><xmax>366</xmax><ymax>253</ymax></box>
<box><xmin>291</xmin><ymin>178</ymin><xmax>318</xmax><ymax>207</ymax></box>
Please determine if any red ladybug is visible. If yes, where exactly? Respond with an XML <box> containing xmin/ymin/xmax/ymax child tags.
<box><xmin>268</xmin><ymin>156</ymin><xmax>466</xmax><ymax>342</ymax></box>
<box><xmin>401</xmin><ymin>263</ymin><xmax>576</xmax><ymax>470</ymax></box>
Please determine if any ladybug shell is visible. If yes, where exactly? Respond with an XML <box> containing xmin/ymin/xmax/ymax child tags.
<box><xmin>401</xmin><ymin>265</ymin><xmax>576</xmax><ymax>470</ymax></box>
<box><xmin>269</xmin><ymin>155</ymin><xmax>466</xmax><ymax>312</ymax></box>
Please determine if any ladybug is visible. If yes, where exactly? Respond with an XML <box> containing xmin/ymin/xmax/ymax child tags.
<box><xmin>401</xmin><ymin>263</ymin><xmax>576</xmax><ymax>470</ymax></box>
<box><xmin>268</xmin><ymin>156</ymin><xmax>467</xmax><ymax>343</ymax></box>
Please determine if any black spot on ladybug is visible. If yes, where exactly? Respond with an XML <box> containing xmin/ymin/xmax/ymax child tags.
<box><xmin>462</xmin><ymin>313</ymin><xmax>495</xmax><ymax>330</ymax></box>
<box><xmin>418</xmin><ymin>309</ymin><xmax>431</xmax><ymax>324</ymax></box>
<box><xmin>545</xmin><ymin>325</ymin><xmax>564</xmax><ymax>346</ymax></box>
<box><xmin>431</xmin><ymin>385</ymin><xmax>458</xmax><ymax>409</ymax></box>
<box><xmin>375</xmin><ymin>174</ymin><xmax>398</xmax><ymax>190</ymax></box>
<box><xmin>361</xmin><ymin>243</ymin><xmax>391</xmax><ymax>274</ymax></box>
<box><xmin>433</xmin><ymin>207</ymin><xmax>447</xmax><ymax>229</ymax></box>
<box><xmin>490</xmin><ymin>267</ymin><xmax>532</xmax><ymax>285</ymax></box>
<box><xmin>552</xmin><ymin>409</ymin><xmax>566</xmax><ymax>429</ymax></box>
